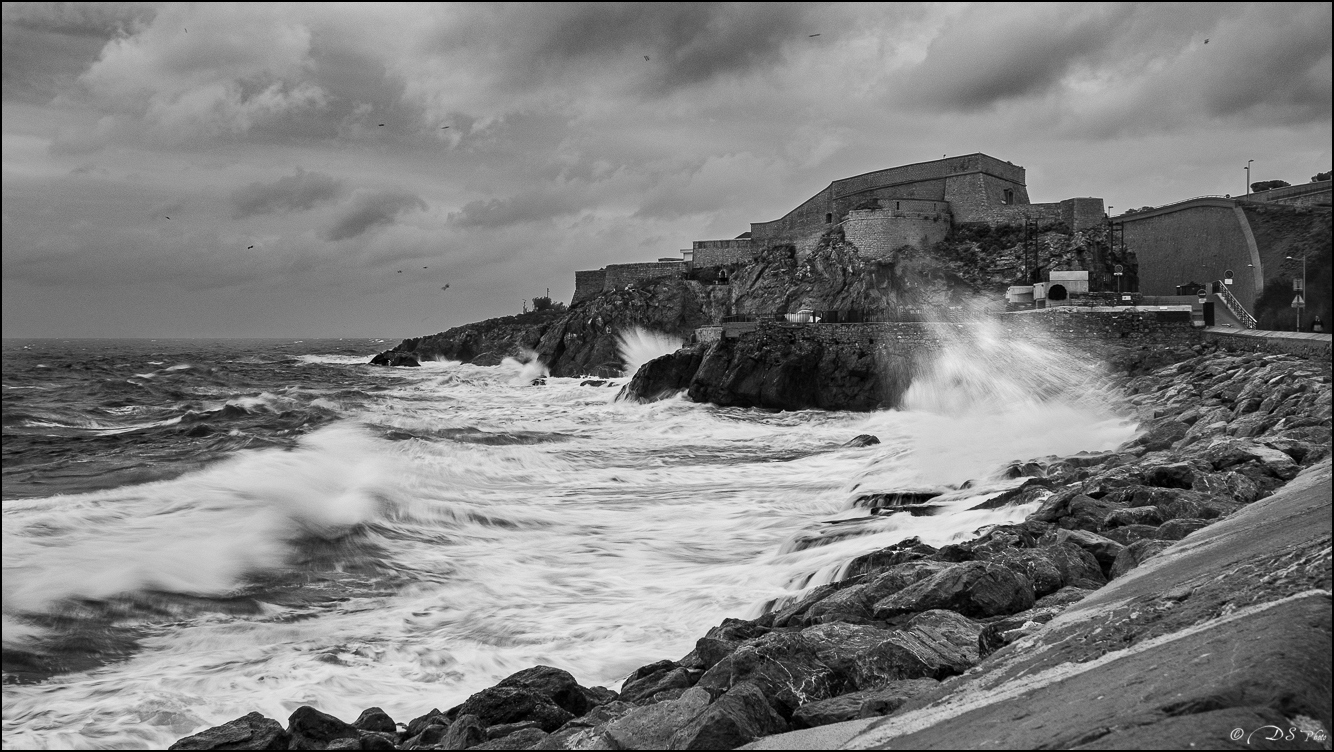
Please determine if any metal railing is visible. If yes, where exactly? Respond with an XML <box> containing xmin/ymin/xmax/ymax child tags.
<box><xmin>720</xmin><ymin>308</ymin><xmax>961</xmax><ymax>324</ymax></box>
<box><xmin>1214</xmin><ymin>281</ymin><xmax>1257</xmax><ymax>329</ymax></box>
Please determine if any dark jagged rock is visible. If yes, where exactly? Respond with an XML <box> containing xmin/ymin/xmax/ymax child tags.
<box><xmin>473</xmin><ymin>727</ymin><xmax>549</xmax><ymax>749</ymax></box>
<box><xmin>667</xmin><ymin>681</ymin><xmax>788</xmax><ymax>750</ymax></box>
<box><xmin>841</xmin><ymin>537</ymin><xmax>938</xmax><ymax>579</ymax></box>
<box><xmin>285</xmin><ymin>706</ymin><xmax>360</xmax><ymax>750</ymax></box>
<box><xmin>1100</xmin><ymin>505</ymin><xmax>1164</xmax><ymax>529</ymax></box>
<box><xmin>720</xmin><ymin>632</ymin><xmax>844</xmax><ymax>717</ymax></box>
<box><xmin>603</xmin><ymin>687</ymin><xmax>711</xmax><ymax>749</ymax></box>
<box><xmin>1101</xmin><ymin>523</ymin><xmax>1160</xmax><ymax>545</ymax></box>
<box><xmin>789</xmin><ymin>679</ymin><xmax>940</xmax><ymax>729</ymax></box>
<box><xmin>496</xmin><ymin>665</ymin><xmax>594</xmax><ymax>717</ymax></box>
<box><xmin>1109</xmin><ymin>539</ymin><xmax>1174</xmax><ymax>579</ymax></box>
<box><xmin>404</xmin><ymin>708</ymin><xmax>447</xmax><ymax>739</ymax></box>
<box><xmin>1155</xmin><ymin>518</ymin><xmax>1212</xmax><ymax>540</ymax></box>
<box><xmin>618</xmin><ymin>662</ymin><xmax>694</xmax><ymax>706</ymax></box>
<box><xmin>617</xmin><ymin>346</ymin><xmax>706</xmax><ymax>403</ymax></box>
<box><xmin>351</xmin><ymin>707</ymin><xmax>395</xmax><ymax>734</ymax></box>
<box><xmin>842</xmin><ymin>434</ymin><xmax>880</xmax><ymax>448</ymax></box>
<box><xmin>454</xmin><ymin>686</ymin><xmax>574</xmax><ymax>733</ymax></box>
<box><xmin>685</xmin><ymin>323</ymin><xmax>914</xmax><ymax>412</ymax></box>
<box><xmin>1053</xmin><ymin>529</ymin><xmax>1124</xmax><ymax>575</ymax></box>
<box><xmin>438</xmin><ymin>714</ymin><xmax>486</xmax><ymax>750</ymax></box>
<box><xmin>873</xmin><ymin>561</ymin><xmax>1036</xmax><ymax>619</ymax></box>
<box><xmin>368</xmin><ymin>350</ymin><xmax>420</xmax><ymax>367</ymax></box>
<box><xmin>168</xmin><ymin>712</ymin><xmax>288</xmax><ymax>750</ymax></box>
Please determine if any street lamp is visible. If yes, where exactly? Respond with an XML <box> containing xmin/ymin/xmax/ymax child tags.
<box><xmin>1287</xmin><ymin>253</ymin><xmax>1306</xmax><ymax>331</ymax></box>
<box><xmin>1246</xmin><ymin>160</ymin><xmax>1254</xmax><ymax>197</ymax></box>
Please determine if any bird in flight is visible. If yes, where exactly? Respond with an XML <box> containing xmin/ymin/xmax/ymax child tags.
<box><xmin>809</xmin><ymin>33</ymin><xmax>820</xmax><ymax>37</ymax></box>
<box><xmin>643</xmin><ymin>55</ymin><xmax>650</xmax><ymax>61</ymax></box>
<box><xmin>397</xmin><ymin>270</ymin><xmax>402</xmax><ymax>273</ymax></box>
<box><xmin>378</xmin><ymin>124</ymin><xmax>385</xmax><ymax>127</ymax></box>
<box><xmin>423</xmin><ymin>266</ymin><xmax>428</xmax><ymax>269</ymax></box>
<box><xmin>441</xmin><ymin>126</ymin><xmax>449</xmax><ymax>129</ymax></box>
<box><xmin>164</xmin><ymin>216</ymin><xmax>170</xmax><ymax>220</ymax></box>
<box><xmin>247</xmin><ymin>245</ymin><xmax>254</xmax><ymax>250</ymax></box>
<box><xmin>441</xmin><ymin>284</ymin><xmax>450</xmax><ymax>291</ymax></box>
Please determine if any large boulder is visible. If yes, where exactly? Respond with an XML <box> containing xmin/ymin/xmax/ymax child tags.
<box><xmin>497</xmin><ymin>665</ymin><xmax>596</xmax><ymax>717</ymax></box>
<box><xmin>1109</xmin><ymin>539</ymin><xmax>1174</xmax><ymax>579</ymax></box>
<box><xmin>715</xmin><ymin>631</ymin><xmax>844</xmax><ymax>717</ymax></box>
<box><xmin>666</xmin><ymin>681</ymin><xmax>788</xmax><ymax>750</ymax></box>
<box><xmin>618</xmin><ymin>347</ymin><xmax>706</xmax><ymax>403</ymax></box>
<box><xmin>618</xmin><ymin>661</ymin><xmax>695</xmax><ymax>706</ymax></box>
<box><xmin>603</xmin><ymin>687</ymin><xmax>711</xmax><ymax>749</ymax></box>
<box><xmin>872</xmin><ymin>561</ymin><xmax>1036</xmax><ymax>619</ymax></box>
<box><xmin>285</xmin><ymin>706</ymin><xmax>360</xmax><ymax>750</ymax></box>
<box><xmin>168</xmin><ymin>712</ymin><xmax>288</xmax><ymax>751</ymax></box>
<box><xmin>368</xmin><ymin>350</ymin><xmax>420</xmax><ymax>367</ymax></box>
<box><xmin>454</xmin><ymin>686</ymin><xmax>575</xmax><ymax>732</ymax></box>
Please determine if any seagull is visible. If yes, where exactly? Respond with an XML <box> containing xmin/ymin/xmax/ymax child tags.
<box><xmin>441</xmin><ymin>284</ymin><xmax>450</xmax><ymax>291</ymax></box>
<box><xmin>397</xmin><ymin>270</ymin><xmax>402</xmax><ymax>273</ymax></box>
<box><xmin>441</xmin><ymin>126</ymin><xmax>449</xmax><ymax>129</ymax></box>
<box><xmin>423</xmin><ymin>266</ymin><xmax>428</xmax><ymax>269</ymax></box>
<box><xmin>1204</xmin><ymin>39</ymin><xmax>1209</xmax><ymax>44</ymax></box>
<box><xmin>809</xmin><ymin>33</ymin><xmax>820</xmax><ymax>37</ymax></box>
<box><xmin>247</xmin><ymin>245</ymin><xmax>254</xmax><ymax>249</ymax></box>
<box><xmin>378</xmin><ymin>124</ymin><xmax>385</xmax><ymax>127</ymax></box>
<box><xmin>643</xmin><ymin>55</ymin><xmax>650</xmax><ymax>61</ymax></box>
<box><xmin>164</xmin><ymin>216</ymin><xmax>170</xmax><ymax>219</ymax></box>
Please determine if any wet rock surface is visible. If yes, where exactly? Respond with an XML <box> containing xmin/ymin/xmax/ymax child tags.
<box><xmin>176</xmin><ymin>348</ymin><xmax>1332</xmax><ymax>751</ymax></box>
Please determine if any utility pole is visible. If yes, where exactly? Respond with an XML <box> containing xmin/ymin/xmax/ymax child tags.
<box><xmin>1246</xmin><ymin>160</ymin><xmax>1253</xmax><ymax>198</ymax></box>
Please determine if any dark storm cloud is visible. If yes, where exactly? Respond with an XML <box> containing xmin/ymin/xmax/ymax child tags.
<box><xmin>1</xmin><ymin>3</ymin><xmax>155</xmax><ymax>103</ymax></box>
<box><xmin>324</xmin><ymin>189</ymin><xmax>427</xmax><ymax>241</ymax></box>
<box><xmin>230</xmin><ymin>169</ymin><xmax>345</xmax><ymax>219</ymax></box>
<box><xmin>448</xmin><ymin>189</ymin><xmax>586</xmax><ymax>229</ymax></box>
<box><xmin>433</xmin><ymin>3</ymin><xmax>818</xmax><ymax>96</ymax></box>
<box><xmin>896</xmin><ymin>5</ymin><xmax>1124</xmax><ymax>112</ymax></box>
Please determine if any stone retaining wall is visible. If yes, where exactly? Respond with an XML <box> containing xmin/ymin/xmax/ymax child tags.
<box><xmin>1205</xmin><ymin>329</ymin><xmax>1332</xmax><ymax>359</ymax></box>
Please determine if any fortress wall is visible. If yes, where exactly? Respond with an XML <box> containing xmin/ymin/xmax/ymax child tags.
<box><xmin>572</xmin><ymin>270</ymin><xmax>607</xmax><ymax>304</ymax></box>
<box><xmin>692</xmin><ymin>239</ymin><xmax>756</xmax><ymax>268</ymax></box>
<box><xmin>1061</xmin><ymin>197</ymin><xmax>1107</xmax><ymax>232</ymax></box>
<box><xmin>945</xmin><ymin>172</ymin><xmax>1032</xmax><ymax>223</ymax></box>
<box><xmin>963</xmin><ymin>202</ymin><xmax>1064</xmax><ymax>228</ymax></box>
<box><xmin>1119</xmin><ymin>203</ymin><xmax>1258</xmax><ymax>310</ymax></box>
<box><xmin>602</xmin><ymin>262</ymin><xmax>686</xmax><ymax>291</ymax></box>
<box><xmin>1243</xmin><ymin>180</ymin><xmax>1332</xmax><ymax>208</ymax></box>
<box><xmin>843</xmin><ymin>207</ymin><xmax>951</xmax><ymax>260</ymax></box>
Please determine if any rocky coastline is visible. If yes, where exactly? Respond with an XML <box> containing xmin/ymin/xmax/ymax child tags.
<box><xmin>173</xmin><ymin>342</ymin><xmax>1331</xmax><ymax>751</ymax></box>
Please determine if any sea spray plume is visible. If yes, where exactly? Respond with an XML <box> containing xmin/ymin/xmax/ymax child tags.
<box><xmin>616</xmin><ymin>326</ymin><xmax>682</xmax><ymax>378</ymax></box>
<box><xmin>865</xmin><ymin>302</ymin><xmax>1136</xmax><ymax>487</ymax></box>
<box><xmin>501</xmin><ymin>349</ymin><xmax>550</xmax><ymax>384</ymax></box>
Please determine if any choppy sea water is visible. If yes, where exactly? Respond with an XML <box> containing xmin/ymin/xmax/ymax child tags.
<box><xmin>2</xmin><ymin>330</ymin><xmax>1136</xmax><ymax>749</ymax></box>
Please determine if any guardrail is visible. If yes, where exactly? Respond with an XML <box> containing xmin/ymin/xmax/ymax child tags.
<box><xmin>1214</xmin><ymin>281</ymin><xmax>1257</xmax><ymax>329</ymax></box>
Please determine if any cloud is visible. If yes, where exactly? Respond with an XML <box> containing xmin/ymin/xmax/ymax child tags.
<box><xmin>324</xmin><ymin>189</ymin><xmax>427</xmax><ymax>241</ymax></box>
<box><xmin>448</xmin><ymin>188</ymin><xmax>586</xmax><ymax>229</ymax></box>
<box><xmin>230</xmin><ymin>168</ymin><xmax>344</xmax><ymax>219</ymax></box>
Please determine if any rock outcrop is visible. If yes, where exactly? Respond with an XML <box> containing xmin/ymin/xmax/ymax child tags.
<box><xmin>371</xmin><ymin>277</ymin><xmax>724</xmax><ymax>377</ymax></box>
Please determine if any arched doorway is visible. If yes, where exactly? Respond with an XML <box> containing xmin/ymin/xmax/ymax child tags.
<box><xmin>1048</xmin><ymin>284</ymin><xmax>1068</xmax><ymax>301</ymax></box>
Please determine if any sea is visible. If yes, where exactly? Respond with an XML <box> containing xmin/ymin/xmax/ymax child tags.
<box><xmin>1</xmin><ymin>327</ymin><xmax>1137</xmax><ymax>749</ymax></box>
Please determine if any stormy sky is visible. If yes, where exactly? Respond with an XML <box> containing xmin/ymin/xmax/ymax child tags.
<box><xmin>3</xmin><ymin>2</ymin><xmax>1330</xmax><ymax>338</ymax></box>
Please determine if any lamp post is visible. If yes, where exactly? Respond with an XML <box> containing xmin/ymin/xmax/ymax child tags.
<box><xmin>1287</xmin><ymin>253</ymin><xmax>1306</xmax><ymax>331</ymax></box>
<box><xmin>1246</xmin><ymin>160</ymin><xmax>1253</xmax><ymax>197</ymax></box>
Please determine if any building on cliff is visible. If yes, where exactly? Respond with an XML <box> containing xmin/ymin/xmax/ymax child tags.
<box><xmin>572</xmin><ymin>153</ymin><xmax>1105</xmax><ymax>304</ymax></box>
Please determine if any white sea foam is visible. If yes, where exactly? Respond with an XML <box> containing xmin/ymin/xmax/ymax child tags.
<box><xmin>2</xmin><ymin>331</ymin><xmax>1139</xmax><ymax>750</ymax></box>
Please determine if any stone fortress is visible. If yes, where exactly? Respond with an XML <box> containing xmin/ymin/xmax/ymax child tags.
<box><xmin>572</xmin><ymin>153</ymin><xmax>1105</xmax><ymax>304</ymax></box>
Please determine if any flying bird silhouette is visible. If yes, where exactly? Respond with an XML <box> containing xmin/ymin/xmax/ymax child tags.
<box><xmin>164</xmin><ymin>216</ymin><xmax>170</xmax><ymax>219</ymax></box>
<box><xmin>441</xmin><ymin>126</ymin><xmax>449</xmax><ymax>129</ymax></box>
<box><xmin>1204</xmin><ymin>39</ymin><xmax>1209</xmax><ymax>44</ymax></box>
<box><xmin>809</xmin><ymin>33</ymin><xmax>820</xmax><ymax>37</ymax></box>
<box><xmin>423</xmin><ymin>266</ymin><xmax>428</xmax><ymax>269</ymax></box>
<box><xmin>247</xmin><ymin>245</ymin><xmax>254</xmax><ymax>249</ymax></box>
<box><xmin>644</xmin><ymin>55</ymin><xmax>650</xmax><ymax>61</ymax></box>
<box><xmin>397</xmin><ymin>270</ymin><xmax>402</xmax><ymax>273</ymax></box>
<box><xmin>378</xmin><ymin>124</ymin><xmax>385</xmax><ymax>127</ymax></box>
<box><xmin>441</xmin><ymin>284</ymin><xmax>450</xmax><ymax>291</ymax></box>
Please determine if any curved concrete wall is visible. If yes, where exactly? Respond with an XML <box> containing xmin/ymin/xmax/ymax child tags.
<box><xmin>843</xmin><ymin>207</ymin><xmax>951</xmax><ymax>260</ymax></box>
<box><xmin>1118</xmin><ymin>199</ymin><xmax>1261</xmax><ymax>311</ymax></box>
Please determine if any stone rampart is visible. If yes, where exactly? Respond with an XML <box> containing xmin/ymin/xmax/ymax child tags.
<box><xmin>842</xmin><ymin>206</ymin><xmax>951</xmax><ymax>259</ymax></box>
<box><xmin>603</xmin><ymin>262</ymin><xmax>686</xmax><ymax>291</ymax></box>
<box><xmin>572</xmin><ymin>270</ymin><xmax>607</xmax><ymax>304</ymax></box>
<box><xmin>691</xmin><ymin>238</ymin><xmax>756</xmax><ymax>268</ymax></box>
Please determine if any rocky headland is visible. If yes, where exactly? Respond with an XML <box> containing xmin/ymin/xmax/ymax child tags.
<box><xmin>174</xmin><ymin>343</ymin><xmax>1332</xmax><ymax>750</ymax></box>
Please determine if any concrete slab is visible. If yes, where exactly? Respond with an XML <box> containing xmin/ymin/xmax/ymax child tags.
<box><xmin>740</xmin><ymin>717</ymin><xmax>879</xmax><ymax>750</ymax></box>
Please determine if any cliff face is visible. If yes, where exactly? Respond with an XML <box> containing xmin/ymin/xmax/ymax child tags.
<box><xmin>375</xmin><ymin>277</ymin><xmax>723</xmax><ymax>377</ymax></box>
